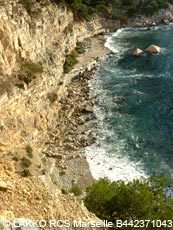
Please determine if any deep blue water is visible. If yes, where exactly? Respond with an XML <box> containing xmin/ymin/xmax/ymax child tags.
<box><xmin>86</xmin><ymin>25</ymin><xmax>173</xmax><ymax>181</ymax></box>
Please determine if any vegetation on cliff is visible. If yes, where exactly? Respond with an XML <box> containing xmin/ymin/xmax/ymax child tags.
<box><xmin>63</xmin><ymin>49</ymin><xmax>79</xmax><ymax>73</ymax></box>
<box><xmin>18</xmin><ymin>60</ymin><xmax>43</xmax><ymax>86</ymax></box>
<box><xmin>19</xmin><ymin>0</ymin><xmax>173</xmax><ymax>21</ymax></box>
<box><xmin>85</xmin><ymin>176</ymin><xmax>173</xmax><ymax>228</ymax></box>
<box><xmin>121</xmin><ymin>0</ymin><xmax>173</xmax><ymax>16</ymax></box>
<box><xmin>52</xmin><ymin>0</ymin><xmax>115</xmax><ymax>20</ymax></box>
<box><xmin>53</xmin><ymin>0</ymin><xmax>173</xmax><ymax>19</ymax></box>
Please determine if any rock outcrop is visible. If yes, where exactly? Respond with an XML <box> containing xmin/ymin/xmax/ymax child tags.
<box><xmin>145</xmin><ymin>44</ymin><xmax>162</xmax><ymax>53</ymax></box>
<box><xmin>0</xmin><ymin>1</ymin><xmax>107</xmax><ymax>77</ymax></box>
<box><xmin>133</xmin><ymin>48</ymin><xmax>143</xmax><ymax>57</ymax></box>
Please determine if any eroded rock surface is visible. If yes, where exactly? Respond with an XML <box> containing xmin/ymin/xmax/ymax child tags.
<box><xmin>0</xmin><ymin>0</ymin><xmax>108</xmax><ymax>226</ymax></box>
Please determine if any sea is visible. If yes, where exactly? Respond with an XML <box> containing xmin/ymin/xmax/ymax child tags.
<box><xmin>85</xmin><ymin>24</ymin><xmax>173</xmax><ymax>182</ymax></box>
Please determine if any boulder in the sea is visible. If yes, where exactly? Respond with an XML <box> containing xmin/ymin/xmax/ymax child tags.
<box><xmin>133</xmin><ymin>48</ymin><xmax>143</xmax><ymax>57</ymax></box>
<box><xmin>145</xmin><ymin>44</ymin><xmax>162</xmax><ymax>54</ymax></box>
<box><xmin>163</xmin><ymin>19</ymin><xmax>170</xmax><ymax>25</ymax></box>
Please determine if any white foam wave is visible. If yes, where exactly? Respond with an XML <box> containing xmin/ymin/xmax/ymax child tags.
<box><xmin>104</xmin><ymin>29</ymin><xmax>124</xmax><ymax>53</ymax></box>
<box><xmin>113</xmin><ymin>28</ymin><xmax>125</xmax><ymax>36</ymax></box>
<box><xmin>86</xmin><ymin>74</ymin><xmax>148</xmax><ymax>182</ymax></box>
<box><xmin>85</xmin><ymin>145</ymin><xmax>147</xmax><ymax>182</ymax></box>
<box><xmin>104</xmin><ymin>25</ymin><xmax>172</xmax><ymax>55</ymax></box>
<box><xmin>86</xmin><ymin>24</ymin><xmax>173</xmax><ymax>182</ymax></box>
<box><xmin>105</xmin><ymin>37</ymin><xmax>120</xmax><ymax>53</ymax></box>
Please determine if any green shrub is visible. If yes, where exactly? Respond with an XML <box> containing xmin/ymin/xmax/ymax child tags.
<box><xmin>69</xmin><ymin>183</ymin><xmax>83</xmax><ymax>196</ymax></box>
<box><xmin>63</xmin><ymin>50</ymin><xmax>79</xmax><ymax>73</ymax></box>
<box><xmin>70</xmin><ymin>49</ymin><xmax>79</xmax><ymax>58</ymax></box>
<box><xmin>25</xmin><ymin>145</ymin><xmax>33</xmax><ymax>158</ymax></box>
<box><xmin>85</xmin><ymin>176</ymin><xmax>173</xmax><ymax>226</ymax></box>
<box><xmin>22</xmin><ymin>169</ymin><xmax>32</xmax><ymax>177</ymax></box>
<box><xmin>19</xmin><ymin>61</ymin><xmax>43</xmax><ymax>85</ymax></box>
<box><xmin>21</xmin><ymin>61</ymin><xmax>43</xmax><ymax>75</ymax></box>
<box><xmin>21</xmin><ymin>157</ymin><xmax>32</xmax><ymax>168</ymax></box>
<box><xmin>75</xmin><ymin>42</ymin><xmax>85</xmax><ymax>54</ymax></box>
<box><xmin>111</xmin><ymin>13</ymin><xmax>120</xmax><ymax>20</ymax></box>
<box><xmin>76</xmin><ymin>4</ymin><xmax>89</xmax><ymax>20</ymax></box>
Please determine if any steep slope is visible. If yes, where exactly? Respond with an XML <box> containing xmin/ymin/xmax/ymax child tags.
<box><xmin>0</xmin><ymin>0</ymin><xmax>111</xmax><ymax>226</ymax></box>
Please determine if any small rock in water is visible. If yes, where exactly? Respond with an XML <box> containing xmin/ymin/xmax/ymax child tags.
<box><xmin>145</xmin><ymin>44</ymin><xmax>162</xmax><ymax>54</ymax></box>
<box><xmin>163</xmin><ymin>19</ymin><xmax>170</xmax><ymax>25</ymax></box>
<box><xmin>133</xmin><ymin>48</ymin><xmax>143</xmax><ymax>57</ymax></box>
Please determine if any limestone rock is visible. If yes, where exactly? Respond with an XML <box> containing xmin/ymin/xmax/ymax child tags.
<box><xmin>85</xmin><ymin>105</ymin><xmax>93</xmax><ymax>113</ymax></box>
<box><xmin>133</xmin><ymin>48</ymin><xmax>143</xmax><ymax>57</ymax></box>
<box><xmin>0</xmin><ymin>181</ymin><xmax>9</xmax><ymax>191</ymax></box>
<box><xmin>146</xmin><ymin>44</ymin><xmax>162</xmax><ymax>54</ymax></box>
<box><xmin>0</xmin><ymin>0</ymin><xmax>108</xmax><ymax>224</ymax></box>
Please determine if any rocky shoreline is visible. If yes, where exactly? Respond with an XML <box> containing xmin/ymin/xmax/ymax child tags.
<box><xmin>44</xmin><ymin>67</ymin><xmax>97</xmax><ymax>190</ymax></box>
<box><xmin>59</xmin><ymin>10</ymin><xmax>173</xmax><ymax>190</ymax></box>
<box><xmin>52</xmin><ymin>10</ymin><xmax>173</xmax><ymax>190</ymax></box>
<box><xmin>42</xmin><ymin>36</ymin><xmax>110</xmax><ymax>191</ymax></box>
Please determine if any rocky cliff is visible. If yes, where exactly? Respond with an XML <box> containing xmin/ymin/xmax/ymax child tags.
<box><xmin>0</xmin><ymin>0</ymin><xmax>113</xmax><ymax>227</ymax></box>
<box><xmin>0</xmin><ymin>0</ymin><xmax>105</xmax><ymax>168</ymax></box>
<box><xmin>127</xmin><ymin>3</ymin><xmax>173</xmax><ymax>27</ymax></box>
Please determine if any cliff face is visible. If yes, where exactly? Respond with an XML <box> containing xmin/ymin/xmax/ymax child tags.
<box><xmin>0</xmin><ymin>0</ymin><xmax>110</xmax><ymax>225</ymax></box>
<box><xmin>127</xmin><ymin>4</ymin><xmax>173</xmax><ymax>26</ymax></box>
<box><xmin>0</xmin><ymin>1</ymin><xmax>106</xmax><ymax>172</ymax></box>
<box><xmin>0</xmin><ymin>1</ymin><xmax>107</xmax><ymax>76</ymax></box>
<box><xmin>0</xmin><ymin>0</ymin><xmax>105</xmax><ymax>154</ymax></box>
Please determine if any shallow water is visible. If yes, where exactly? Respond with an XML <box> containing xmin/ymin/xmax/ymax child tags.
<box><xmin>86</xmin><ymin>24</ymin><xmax>173</xmax><ymax>181</ymax></box>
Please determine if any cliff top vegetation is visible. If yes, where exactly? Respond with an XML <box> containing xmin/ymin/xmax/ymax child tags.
<box><xmin>53</xmin><ymin>0</ymin><xmax>173</xmax><ymax>19</ymax></box>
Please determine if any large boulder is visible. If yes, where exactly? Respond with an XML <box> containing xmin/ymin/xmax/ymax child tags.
<box><xmin>133</xmin><ymin>48</ymin><xmax>143</xmax><ymax>57</ymax></box>
<box><xmin>163</xmin><ymin>19</ymin><xmax>170</xmax><ymax>25</ymax></box>
<box><xmin>145</xmin><ymin>44</ymin><xmax>162</xmax><ymax>54</ymax></box>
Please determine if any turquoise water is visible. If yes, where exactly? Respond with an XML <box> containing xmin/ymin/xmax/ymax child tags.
<box><xmin>86</xmin><ymin>25</ymin><xmax>173</xmax><ymax>181</ymax></box>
